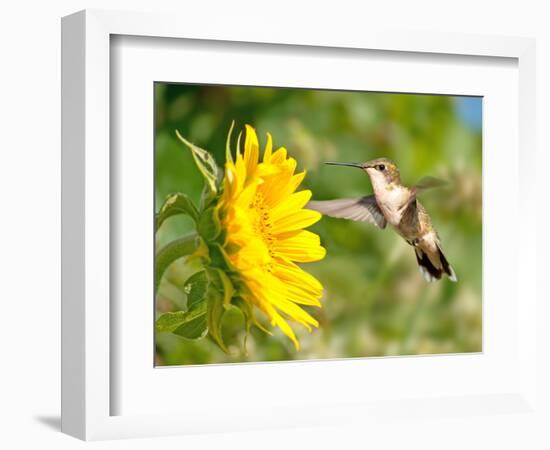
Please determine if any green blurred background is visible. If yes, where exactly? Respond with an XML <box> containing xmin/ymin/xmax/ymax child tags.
<box><xmin>155</xmin><ymin>83</ymin><xmax>482</xmax><ymax>366</ymax></box>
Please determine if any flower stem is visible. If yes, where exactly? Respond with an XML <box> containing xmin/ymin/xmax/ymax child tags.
<box><xmin>155</xmin><ymin>234</ymin><xmax>198</xmax><ymax>294</ymax></box>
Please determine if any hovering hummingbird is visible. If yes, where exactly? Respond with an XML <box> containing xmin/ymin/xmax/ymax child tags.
<box><xmin>308</xmin><ymin>158</ymin><xmax>457</xmax><ymax>282</ymax></box>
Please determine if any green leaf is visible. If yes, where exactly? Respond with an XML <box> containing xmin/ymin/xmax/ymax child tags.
<box><xmin>184</xmin><ymin>271</ymin><xmax>208</xmax><ymax>310</ymax></box>
<box><xmin>155</xmin><ymin>234</ymin><xmax>198</xmax><ymax>294</ymax></box>
<box><xmin>207</xmin><ymin>289</ymin><xmax>228</xmax><ymax>352</ymax></box>
<box><xmin>156</xmin><ymin>192</ymin><xmax>199</xmax><ymax>233</ymax></box>
<box><xmin>198</xmin><ymin>206</ymin><xmax>222</xmax><ymax>242</ymax></box>
<box><xmin>175</xmin><ymin>130</ymin><xmax>219</xmax><ymax>194</ymax></box>
<box><xmin>156</xmin><ymin>302</ymin><xmax>207</xmax><ymax>337</ymax></box>
<box><xmin>156</xmin><ymin>311</ymin><xmax>188</xmax><ymax>333</ymax></box>
<box><xmin>173</xmin><ymin>312</ymin><xmax>207</xmax><ymax>340</ymax></box>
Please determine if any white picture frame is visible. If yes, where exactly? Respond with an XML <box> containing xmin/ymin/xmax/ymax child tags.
<box><xmin>61</xmin><ymin>9</ymin><xmax>538</xmax><ymax>441</ymax></box>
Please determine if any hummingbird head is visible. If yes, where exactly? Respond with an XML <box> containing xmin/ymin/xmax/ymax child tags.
<box><xmin>325</xmin><ymin>158</ymin><xmax>401</xmax><ymax>186</ymax></box>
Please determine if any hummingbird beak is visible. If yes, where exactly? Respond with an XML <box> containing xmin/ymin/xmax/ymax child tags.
<box><xmin>325</xmin><ymin>161</ymin><xmax>365</xmax><ymax>169</ymax></box>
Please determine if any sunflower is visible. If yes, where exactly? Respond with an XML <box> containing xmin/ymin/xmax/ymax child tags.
<box><xmin>219</xmin><ymin>125</ymin><xmax>326</xmax><ymax>349</ymax></box>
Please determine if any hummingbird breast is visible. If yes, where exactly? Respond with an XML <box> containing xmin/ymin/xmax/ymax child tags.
<box><xmin>374</xmin><ymin>185</ymin><xmax>411</xmax><ymax>228</ymax></box>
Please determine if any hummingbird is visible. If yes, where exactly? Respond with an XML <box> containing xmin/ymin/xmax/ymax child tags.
<box><xmin>308</xmin><ymin>158</ymin><xmax>457</xmax><ymax>282</ymax></box>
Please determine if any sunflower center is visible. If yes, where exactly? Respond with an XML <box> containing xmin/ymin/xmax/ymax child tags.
<box><xmin>250</xmin><ymin>192</ymin><xmax>276</xmax><ymax>260</ymax></box>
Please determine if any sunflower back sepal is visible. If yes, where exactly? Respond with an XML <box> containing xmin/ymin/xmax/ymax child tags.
<box><xmin>234</xmin><ymin>297</ymin><xmax>272</xmax><ymax>336</ymax></box>
<box><xmin>205</xmin><ymin>245</ymin><xmax>231</xmax><ymax>274</ymax></box>
<box><xmin>175</xmin><ymin>129</ymin><xmax>220</xmax><ymax>195</ymax></box>
<box><xmin>198</xmin><ymin>206</ymin><xmax>222</xmax><ymax>242</ymax></box>
<box><xmin>232</xmin><ymin>297</ymin><xmax>273</xmax><ymax>353</ymax></box>
<box><xmin>208</xmin><ymin>268</ymin><xmax>235</xmax><ymax>309</ymax></box>
<box><xmin>206</xmin><ymin>289</ymin><xmax>228</xmax><ymax>352</ymax></box>
<box><xmin>199</xmin><ymin>184</ymin><xmax>219</xmax><ymax>211</ymax></box>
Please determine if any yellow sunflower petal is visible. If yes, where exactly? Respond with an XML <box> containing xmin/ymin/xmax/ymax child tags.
<box><xmin>231</xmin><ymin>155</ymin><xmax>247</xmax><ymax>194</ymax></box>
<box><xmin>284</xmin><ymin>285</ymin><xmax>322</xmax><ymax>306</ymax></box>
<box><xmin>270</xmin><ymin>190</ymin><xmax>312</xmax><ymax>220</ymax></box>
<box><xmin>272</xmin><ymin>209</ymin><xmax>322</xmax><ymax>235</ymax></box>
<box><xmin>243</xmin><ymin>124</ymin><xmax>259</xmax><ymax>177</ymax></box>
<box><xmin>234</xmin><ymin>180</ymin><xmax>259</xmax><ymax>209</ymax></box>
<box><xmin>263</xmin><ymin>132</ymin><xmax>273</xmax><ymax>163</ymax></box>
<box><xmin>272</xmin><ymin>257</ymin><xmax>324</xmax><ymax>295</ymax></box>
<box><xmin>248</xmin><ymin>288</ymin><xmax>301</xmax><ymax>350</ymax></box>
<box><xmin>255</xmin><ymin>162</ymin><xmax>280</xmax><ymax>178</ymax></box>
<box><xmin>263</xmin><ymin>171</ymin><xmax>306</xmax><ymax>208</ymax></box>
<box><xmin>263</xmin><ymin>265</ymin><xmax>322</xmax><ymax>309</ymax></box>
<box><xmin>231</xmin><ymin>238</ymin><xmax>271</xmax><ymax>269</ymax></box>
<box><xmin>270</xmin><ymin>146</ymin><xmax>287</xmax><ymax>163</ymax></box>
<box><xmin>271</xmin><ymin>310</ymin><xmax>300</xmax><ymax>350</ymax></box>
<box><xmin>272</xmin><ymin>230</ymin><xmax>326</xmax><ymax>262</ymax></box>
<box><xmin>268</xmin><ymin>290</ymin><xmax>319</xmax><ymax>330</ymax></box>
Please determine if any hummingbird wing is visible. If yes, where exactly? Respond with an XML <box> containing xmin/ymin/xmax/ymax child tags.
<box><xmin>404</xmin><ymin>177</ymin><xmax>447</xmax><ymax>209</ymax></box>
<box><xmin>414</xmin><ymin>176</ymin><xmax>447</xmax><ymax>192</ymax></box>
<box><xmin>307</xmin><ymin>195</ymin><xmax>386</xmax><ymax>229</ymax></box>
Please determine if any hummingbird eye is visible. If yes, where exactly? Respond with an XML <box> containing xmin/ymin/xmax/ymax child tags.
<box><xmin>376</xmin><ymin>164</ymin><xmax>386</xmax><ymax>171</ymax></box>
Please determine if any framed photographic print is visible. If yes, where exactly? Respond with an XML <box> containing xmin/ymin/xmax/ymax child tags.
<box><xmin>61</xmin><ymin>9</ymin><xmax>538</xmax><ymax>441</ymax></box>
<box><xmin>153</xmin><ymin>84</ymin><xmax>479</xmax><ymax>365</ymax></box>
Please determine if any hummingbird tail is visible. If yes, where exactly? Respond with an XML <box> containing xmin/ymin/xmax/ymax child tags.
<box><xmin>414</xmin><ymin>245</ymin><xmax>457</xmax><ymax>282</ymax></box>
<box><xmin>437</xmin><ymin>245</ymin><xmax>457</xmax><ymax>282</ymax></box>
